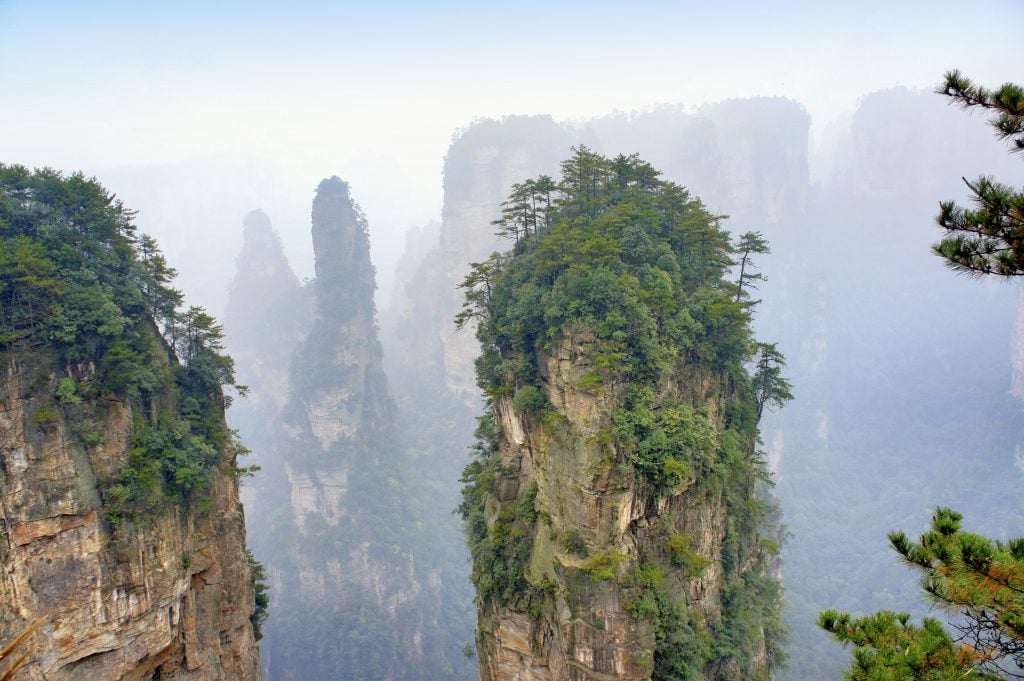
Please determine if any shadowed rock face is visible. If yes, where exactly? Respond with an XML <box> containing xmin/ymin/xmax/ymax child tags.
<box><xmin>311</xmin><ymin>178</ymin><xmax>377</xmax><ymax>326</ymax></box>
<box><xmin>0</xmin><ymin>350</ymin><xmax>260</xmax><ymax>681</ymax></box>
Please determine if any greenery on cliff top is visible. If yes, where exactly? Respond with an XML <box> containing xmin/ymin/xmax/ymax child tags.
<box><xmin>0</xmin><ymin>164</ymin><xmax>251</xmax><ymax>522</ymax></box>
<box><xmin>458</xmin><ymin>148</ymin><xmax>789</xmax><ymax>493</ymax></box>
<box><xmin>458</xmin><ymin>148</ymin><xmax>789</xmax><ymax>679</ymax></box>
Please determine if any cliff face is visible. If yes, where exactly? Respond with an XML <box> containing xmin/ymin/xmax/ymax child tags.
<box><xmin>475</xmin><ymin>338</ymin><xmax>775</xmax><ymax>681</ymax></box>
<box><xmin>0</xmin><ymin>165</ymin><xmax>260</xmax><ymax>681</ymax></box>
<box><xmin>0</xmin><ymin>357</ymin><xmax>258</xmax><ymax>680</ymax></box>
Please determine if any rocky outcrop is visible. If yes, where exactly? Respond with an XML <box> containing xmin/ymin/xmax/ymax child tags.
<box><xmin>475</xmin><ymin>332</ymin><xmax>776</xmax><ymax>681</ymax></box>
<box><xmin>0</xmin><ymin>353</ymin><xmax>259</xmax><ymax>681</ymax></box>
<box><xmin>229</xmin><ymin>178</ymin><xmax>473</xmax><ymax>681</ymax></box>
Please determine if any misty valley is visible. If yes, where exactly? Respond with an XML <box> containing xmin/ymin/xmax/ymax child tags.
<box><xmin>1</xmin><ymin>74</ymin><xmax>1023</xmax><ymax>681</ymax></box>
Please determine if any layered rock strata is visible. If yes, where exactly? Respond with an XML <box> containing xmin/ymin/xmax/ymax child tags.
<box><xmin>0</xmin><ymin>354</ymin><xmax>260</xmax><ymax>681</ymax></box>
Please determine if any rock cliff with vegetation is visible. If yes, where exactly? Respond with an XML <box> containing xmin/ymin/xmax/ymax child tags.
<box><xmin>0</xmin><ymin>165</ymin><xmax>262</xmax><ymax>680</ymax></box>
<box><xmin>437</xmin><ymin>116</ymin><xmax>574</xmax><ymax>399</ymax></box>
<box><xmin>459</xmin><ymin>149</ymin><xmax>787</xmax><ymax>681</ymax></box>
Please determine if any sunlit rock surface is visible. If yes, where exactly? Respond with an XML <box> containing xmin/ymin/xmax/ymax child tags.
<box><xmin>0</xmin><ymin>354</ymin><xmax>260</xmax><ymax>681</ymax></box>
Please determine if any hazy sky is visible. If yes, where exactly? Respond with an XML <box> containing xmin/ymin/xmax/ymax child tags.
<box><xmin>1</xmin><ymin>0</ymin><xmax>1021</xmax><ymax>310</ymax></box>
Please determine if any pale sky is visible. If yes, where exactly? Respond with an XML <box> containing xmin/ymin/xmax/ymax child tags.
<box><xmin>1</xmin><ymin>0</ymin><xmax>1020</xmax><ymax>311</ymax></box>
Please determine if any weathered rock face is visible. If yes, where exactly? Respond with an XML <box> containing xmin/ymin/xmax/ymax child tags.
<box><xmin>474</xmin><ymin>332</ymin><xmax>775</xmax><ymax>681</ymax></box>
<box><xmin>0</xmin><ymin>354</ymin><xmax>259</xmax><ymax>681</ymax></box>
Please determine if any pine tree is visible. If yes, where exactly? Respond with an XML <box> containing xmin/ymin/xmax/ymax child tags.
<box><xmin>823</xmin><ymin>71</ymin><xmax>1024</xmax><ymax>680</ymax></box>
<box><xmin>889</xmin><ymin>509</ymin><xmax>1024</xmax><ymax>676</ymax></box>
<box><xmin>734</xmin><ymin>230</ymin><xmax>770</xmax><ymax>303</ymax></box>
<box><xmin>821</xmin><ymin>509</ymin><xmax>1024</xmax><ymax>679</ymax></box>
<box><xmin>752</xmin><ymin>342</ymin><xmax>792</xmax><ymax>422</ymax></box>
<box><xmin>932</xmin><ymin>70</ymin><xmax>1024</xmax><ymax>276</ymax></box>
<box><xmin>454</xmin><ymin>252</ymin><xmax>505</xmax><ymax>330</ymax></box>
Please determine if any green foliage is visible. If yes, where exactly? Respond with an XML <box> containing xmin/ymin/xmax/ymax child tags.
<box><xmin>468</xmin><ymin>148</ymin><xmax>758</xmax><ymax>388</ymax></box>
<box><xmin>939</xmin><ymin>69</ymin><xmax>1024</xmax><ymax>154</ymax></box>
<box><xmin>752</xmin><ymin>342</ymin><xmax>793</xmax><ymax>422</ymax></box>
<box><xmin>822</xmin><ymin>72</ymin><xmax>1024</xmax><ymax>680</ymax></box>
<box><xmin>733</xmin><ymin>230</ymin><xmax>770</xmax><ymax>304</ymax></box>
<box><xmin>104</xmin><ymin>411</ymin><xmax>222</xmax><ymax>524</ymax></box>
<box><xmin>932</xmin><ymin>71</ymin><xmax>1024</xmax><ymax>276</ymax></box>
<box><xmin>460</xmin><ymin>430</ymin><xmax>541</xmax><ymax>606</ymax></box>
<box><xmin>581</xmin><ymin>550</ymin><xmax>627</xmax><ymax>581</ymax></box>
<box><xmin>511</xmin><ymin>385</ymin><xmax>548</xmax><ymax>416</ymax></box>
<box><xmin>31</xmin><ymin>404</ymin><xmax>57</xmax><ymax>426</ymax></box>
<box><xmin>819</xmin><ymin>610</ymin><xmax>998</xmax><ymax>680</ymax></box>
<box><xmin>627</xmin><ymin>563</ymin><xmax>714</xmax><ymax>680</ymax></box>
<box><xmin>0</xmin><ymin>165</ymin><xmax>243</xmax><ymax>399</ymax></box>
<box><xmin>665</xmin><ymin>533</ymin><xmax>710</xmax><ymax>575</ymax></box>
<box><xmin>246</xmin><ymin>549</ymin><xmax>270</xmax><ymax>641</ymax></box>
<box><xmin>613</xmin><ymin>391</ymin><xmax>717</xmax><ymax>492</ymax></box>
<box><xmin>575</xmin><ymin>371</ymin><xmax>604</xmax><ymax>393</ymax></box>
<box><xmin>715</xmin><ymin>569</ymin><xmax>788</xmax><ymax>678</ymax></box>
<box><xmin>823</xmin><ymin>508</ymin><xmax>1024</xmax><ymax>678</ymax></box>
<box><xmin>559</xmin><ymin>528</ymin><xmax>588</xmax><ymax>557</ymax></box>
<box><xmin>894</xmin><ymin>508</ymin><xmax>1023</xmax><ymax>674</ymax></box>
<box><xmin>55</xmin><ymin>377</ymin><xmax>81</xmax><ymax>406</ymax></box>
<box><xmin>0</xmin><ymin>166</ymin><xmax>258</xmax><ymax>527</ymax></box>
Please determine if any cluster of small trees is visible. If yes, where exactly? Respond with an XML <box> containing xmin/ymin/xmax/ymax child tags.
<box><xmin>0</xmin><ymin>164</ymin><xmax>243</xmax><ymax>399</ymax></box>
<box><xmin>459</xmin><ymin>148</ymin><xmax>790</xmax><ymax>425</ymax></box>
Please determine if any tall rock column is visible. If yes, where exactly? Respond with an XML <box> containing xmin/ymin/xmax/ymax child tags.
<box><xmin>460</xmin><ymin>151</ymin><xmax>784</xmax><ymax>681</ymax></box>
<box><xmin>231</xmin><ymin>178</ymin><xmax>468</xmax><ymax>681</ymax></box>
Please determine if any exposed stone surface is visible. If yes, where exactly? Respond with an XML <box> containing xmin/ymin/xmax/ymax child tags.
<box><xmin>0</xmin><ymin>357</ymin><xmax>260</xmax><ymax>681</ymax></box>
<box><xmin>476</xmin><ymin>331</ymin><xmax>772</xmax><ymax>681</ymax></box>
